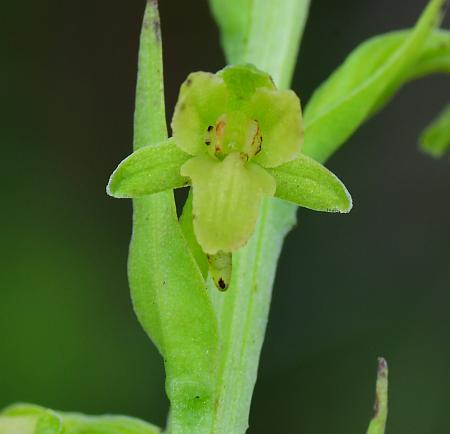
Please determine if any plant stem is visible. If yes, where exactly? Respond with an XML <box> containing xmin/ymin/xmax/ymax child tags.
<box><xmin>208</xmin><ymin>2</ymin><xmax>310</xmax><ymax>432</ymax></box>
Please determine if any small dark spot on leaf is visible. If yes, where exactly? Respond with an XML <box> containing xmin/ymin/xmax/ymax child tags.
<box><xmin>195</xmin><ymin>395</ymin><xmax>200</xmax><ymax>399</ymax></box>
<box><xmin>186</xmin><ymin>78</ymin><xmax>193</xmax><ymax>86</ymax></box>
<box><xmin>218</xmin><ymin>278</ymin><xmax>227</xmax><ymax>290</ymax></box>
<box><xmin>207</xmin><ymin>125</ymin><xmax>214</xmax><ymax>132</ymax></box>
<box><xmin>205</xmin><ymin>140</ymin><xmax>211</xmax><ymax>146</ymax></box>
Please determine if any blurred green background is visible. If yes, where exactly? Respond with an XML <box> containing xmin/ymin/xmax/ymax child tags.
<box><xmin>1</xmin><ymin>0</ymin><xmax>449</xmax><ymax>433</ymax></box>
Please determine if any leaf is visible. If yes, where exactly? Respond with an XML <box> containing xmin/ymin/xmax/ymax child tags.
<box><xmin>303</xmin><ymin>0</ymin><xmax>447</xmax><ymax>163</ymax></box>
<box><xmin>370</xmin><ymin>29</ymin><xmax>450</xmax><ymax>115</ymax></box>
<box><xmin>366</xmin><ymin>358</ymin><xmax>389</xmax><ymax>434</ymax></box>
<box><xmin>127</xmin><ymin>2</ymin><xmax>220</xmax><ymax>432</ymax></box>
<box><xmin>35</xmin><ymin>411</ymin><xmax>63</xmax><ymax>434</ymax></box>
<box><xmin>0</xmin><ymin>415</ymin><xmax>37</xmax><ymax>434</ymax></box>
<box><xmin>268</xmin><ymin>154</ymin><xmax>352</xmax><ymax>213</ymax></box>
<box><xmin>107</xmin><ymin>139</ymin><xmax>190</xmax><ymax>198</ymax></box>
<box><xmin>1</xmin><ymin>404</ymin><xmax>162</xmax><ymax>434</ymax></box>
<box><xmin>419</xmin><ymin>104</ymin><xmax>450</xmax><ymax>157</ymax></box>
<box><xmin>0</xmin><ymin>405</ymin><xmax>63</xmax><ymax>434</ymax></box>
<box><xmin>63</xmin><ymin>414</ymin><xmax>161</xmax><ymax>434</ymax></box>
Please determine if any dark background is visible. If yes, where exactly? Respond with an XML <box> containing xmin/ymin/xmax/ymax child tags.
<box><xmin>1</xmin><ymin>1</ymin><xmax>449</xmax><ymax>433</ymax></box>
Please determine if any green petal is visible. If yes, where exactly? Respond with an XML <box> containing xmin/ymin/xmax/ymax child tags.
<box><xmin>249</xmin><ymin>87</ymin><xmax>303</xmax><ymax>168</ymax></box>
<box><xmin>171</xmin><ymin>72</ymin><xmax>229</xmax><ymax>155</ymax></box>
<box><xmin>218</xmin><ymin>64</ymin><xmax>275</xmax><ymax>103</ymax></box>
<box><xmin>267</xmin><ymin>153</ymin><xmax>352</xmax><ymax>213</ymax></box>
<box><xmin>181</xmin><ymin>153</ymin><xmax>276</xmax><ymax>254</ymax></box>
<box><xmin>107</xmin><ymin>139</ymin><xmax>191</xmax><ymax>198</ymax></box>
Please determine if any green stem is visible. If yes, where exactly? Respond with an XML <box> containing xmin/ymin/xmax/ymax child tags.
<box><xmin>208</xmin><ymin>1</ymin><xmax>310</xmax><ymax>432</ymax></box>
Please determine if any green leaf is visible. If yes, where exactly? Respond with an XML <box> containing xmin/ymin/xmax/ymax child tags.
<box><xmin>127</xmin><ymin>2</ymin><xmax>220</xmax><ymax>432</ymax></box>
<box><xmin>107</xmin><ymin>139</ymin><xmax>190</xmax><ymax>198</ymax></box>
<box><xmin>62</xmin><ymin>414</ymin><xmax>161</xmax><ymax>434</ymax></box>
<box><xmin>303</xmin><ymin>0</ymin><xmax>447</xmax><ymax>163</ymax></box>
<box><xmin>181</xmin><ymin>153</ymin><xmax>276</xmax><ymax>254</ymax></box>
<box><xmin>1</xmin><ymin>404</ymin><xmax>161</xmax><ymax>434</ymax></box>
<box><xmin>0</xmin><ymin>414</ymin><xmax>37</xmax><ymax>434</ymax></box>
<box><xmin>268</xmin><ymin>154</ymin><xmax>352</xmax><ymax>213</ymax></box>
<box><xmin>1</xmin><ymin>405</ymin><xmax>63</xmax><ymax>434</ymax></box>
<box><xmin>370</xmin><ymin>29</ymin><xmax>450</xmax><ymax>115</ymax></box>
<box><xmin>35</xmin><ymin>411</ymin><xmax>62</xmax><ymax>434</ymax></box>
<box><xmin>419</xmin><ymin>104</ymin><xmax>450</xmax><ymax>157</ymax></box>
<box><xmin>366</xmin><ymin>358</ymin><xmax>389</xmax><ymax>434</ymax></box>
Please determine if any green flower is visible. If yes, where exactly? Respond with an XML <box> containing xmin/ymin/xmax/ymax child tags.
<box><xmin>108</xmin><ymin>65</ymin><xmax>352</xmax><ymax>257</ymax></box>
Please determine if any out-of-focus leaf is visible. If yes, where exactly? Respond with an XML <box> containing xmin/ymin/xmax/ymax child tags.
<box><xmin>1</xmin><ymin>405</ymin><xmax>63</xmax><ymax>434</ymax></box>
<box><xmin>107</xmin><ymin>139</ymin><xmax>190</xmax><ymax>198</ymax></box>
<box><xmin>268</xmin><ymin>154</ymin><xmax>352</xmax><ymax>213</ymax></box>
<box><xmin>34</xmin><ymin>411</ymin><xmax>63</xmax><ymax>434</ymax></box>
<box><xmin>0</xmin><ymin>416</ymin><xmax>37</xmax><ymax>434</ymax></box>
<box><xmin>1</xmin><ymin>404</ymin><xmax>161</xmax><ymax>434</ymax></box>
<box><xmin>371</xmin><ymin>29</ymin><xmax>450</xmax><ymax>114</ymax></box>
<box><xmin>303</xmin><ymin>0</ymin><xmax>447</xmax><ymax>163</ymax></box>
<box><xmin>419</xmin><ymin>104</ymin><xmax>450</xmax><ymax>157</ymax></box>
<box><xmin>63</xmin><ymin>414</ymin><xmax>161</xmax><ymax>434</ymax></box>
<box><xmin>366</xmin><ymin>358</ymin><xmax>389</xmax><ymax>434</ymax></box>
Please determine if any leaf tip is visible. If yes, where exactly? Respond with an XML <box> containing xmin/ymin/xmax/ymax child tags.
<box><xmin>366</xmin><ymin>357</ymin><xmax>389</xmax><ymax>434</ymax></box>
